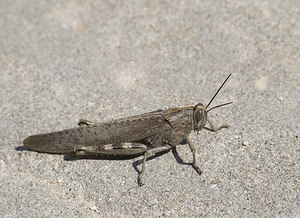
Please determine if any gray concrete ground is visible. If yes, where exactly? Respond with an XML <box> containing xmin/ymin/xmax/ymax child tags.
<box><xmin>0</xmin><ymin>1</ymin><xmax>299</xmax><ymax>217</ymax></box>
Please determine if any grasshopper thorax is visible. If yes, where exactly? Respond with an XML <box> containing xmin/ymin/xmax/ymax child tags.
<box><xmin>193</xmin><ymin>103</ymin><xmax>207</xmax><ymax>132</ymax></box>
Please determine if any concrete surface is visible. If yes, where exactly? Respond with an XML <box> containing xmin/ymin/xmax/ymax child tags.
<box><xmin>0</xmin><ymin>0</ymin><xmax>299</xmax><ymax>217</ymax></box>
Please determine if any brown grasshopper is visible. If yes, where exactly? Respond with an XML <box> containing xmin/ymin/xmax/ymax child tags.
<box><xmin>23</xmin><ymin>74</ymin><xmax>232</xmax><ymax>186</ymax></box>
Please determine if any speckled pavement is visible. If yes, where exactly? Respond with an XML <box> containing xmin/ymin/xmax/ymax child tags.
<box><xmin>0</xmin><ymin>1</ymin><xmax>299</xmax><ymax>217</ymax></box>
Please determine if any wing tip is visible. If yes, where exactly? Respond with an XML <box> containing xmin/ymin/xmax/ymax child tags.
<box><xmin>23</xmin><ymin>135</ymin><xmax>33</xmax><ymax>148</ymax></box>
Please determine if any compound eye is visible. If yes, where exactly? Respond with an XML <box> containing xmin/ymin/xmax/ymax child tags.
<box><xmin>193</xmin><ymin>108</ymin><xmax>207</xmax><ymax>131</ymax></box>
<box><xmin>195</xmin><ymin>110</ymin><xmax>202</xmax><ymax>122</ymax></box>
<box><xmin>194</xmin><ymin>109</ymin><xmax>203</xmax><ymax>124</ymax></box>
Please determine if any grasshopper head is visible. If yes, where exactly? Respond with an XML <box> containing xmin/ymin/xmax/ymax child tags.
<box><xmin>192</xmin><ymin>74</ymin><xmax>233</xmax><ymax>133</ymax></box>
<box><xmin>193</xmin><ymin>103</ymin><xmax>207</xmax><ymax>132</ymax></box>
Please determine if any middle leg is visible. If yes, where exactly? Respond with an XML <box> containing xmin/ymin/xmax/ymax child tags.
<box><xmin>138</xmin><ymin>145</ymin><xmax>172</xmax><ymax>186</ymax></box>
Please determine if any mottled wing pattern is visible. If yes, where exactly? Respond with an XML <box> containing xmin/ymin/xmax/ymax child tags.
<box><xmin>23</xmin><ymin>110</ymin><xmax>167</xmax><ymax>154</ymax></box>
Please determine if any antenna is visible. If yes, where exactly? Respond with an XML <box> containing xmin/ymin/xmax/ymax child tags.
<box><xmin>207</xmin><ymin>101</ymin><xmax>233</xmax><ymax>113</ymax></box>
<box><xmin>206</xmin><ymin>74</ymin><xmax>231</xmax><ymax>109</ymax></box>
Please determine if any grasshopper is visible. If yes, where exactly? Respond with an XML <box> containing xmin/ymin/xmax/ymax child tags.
<box><xmin>23</xmin><ymin>74</ymin><xmax>232</xmax><ymax>186</ymax></box>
